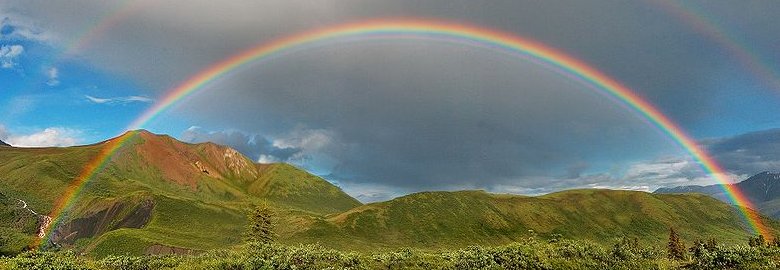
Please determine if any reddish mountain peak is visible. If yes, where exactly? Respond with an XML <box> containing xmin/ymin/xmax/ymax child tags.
<box><xmin>108</xmin><ymin>129</ymin><xmax>260</xmax><ymax>188</ymax></box>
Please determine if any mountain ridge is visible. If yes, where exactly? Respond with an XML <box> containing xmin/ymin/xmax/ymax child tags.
<box><xmin>655</xmin><ymin>171</ymin><xmax>780</xmax><ymax>217</ymax></box>
<box><xmin>286</xmin><ymin>188</ymin><xmax>779</xmax><ymax>251</ymax></box>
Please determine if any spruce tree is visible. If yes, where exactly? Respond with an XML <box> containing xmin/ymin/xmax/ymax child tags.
<box><xmin>667</xmin><ymin>227</ymin><xmax>686</xmax><ymax>260</ymax></box>
<box><xmin>749</xmin><ymin>234</ymin><xmax>766</xmax><ymax>247</ymax></box>
<box><xmin>245</xmin><ymin>204</ymin><xmax>275</xmax><ymax>244</ymax></box>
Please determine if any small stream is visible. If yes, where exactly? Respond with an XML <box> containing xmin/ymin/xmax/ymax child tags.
<box><xmin>16</xmin><ymin>198</ymin><xmax>52</xmax><ymax>238</ymax></box>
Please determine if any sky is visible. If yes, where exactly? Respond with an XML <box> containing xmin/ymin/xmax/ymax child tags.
<box><xmin>1</xmin><ymin>1</ymin><xmax>780</xmax><ymax>202</ymax></box>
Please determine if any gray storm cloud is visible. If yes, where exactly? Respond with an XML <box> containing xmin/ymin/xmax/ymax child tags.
<box><xmin>705</xmin><ymin>129</ymin><xmax>780</xmax><ymax>175</ymax></box>
<box><xmin>3</xmin><ymin>0</ymin><xmax>780</xmax><ymax>197</ymax></box>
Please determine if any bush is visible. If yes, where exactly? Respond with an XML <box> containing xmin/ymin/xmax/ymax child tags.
<box><xmin>4</xmin><ymin>237</ymin><xmax>780</xmax><ymax>269</ymax></box>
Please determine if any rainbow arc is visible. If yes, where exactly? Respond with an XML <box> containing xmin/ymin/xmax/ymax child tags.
<box><xmin>41</xmin><ymin>19</ymin><xmax>770</xmax><ymax>247</ymax></box>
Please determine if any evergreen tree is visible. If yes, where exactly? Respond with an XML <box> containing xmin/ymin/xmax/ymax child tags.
<box><xmin>689</xmin><ymin>239</ymin><xmax>705</xmax><ymax>259</ymax></box>
<box><xmin>770</xmin><ymin>237</ymin><xmax>780</xmax><ymax>248</ymax></box>
<box><xmin>245</xmin><ymin>203</ymin><xmax>275</xmax><ymax>244</ymax></box>
<box><xmin>667</xmin><ymin>227</ymin><xmax>686</xmax><ymax>260</ymax></box>
<box><xmin>705</xmin><ymin>238</ymin><xmax>717</xmax><ymax>251</ymax></box>
<box><xmin>748</xmin><ymin>234</ymin><xmax>766</xmax><ymax>247</ymax></box>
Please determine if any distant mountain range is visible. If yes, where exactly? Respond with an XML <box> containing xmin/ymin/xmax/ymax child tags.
<box><xmin>0</xmin><ymin>140</ymin><xmax>9</xmax><ymax>147</ymax></box>
<box><xmin>655</xmin><ymin>172</ymin><xmax>780</xmax><ymax>218</ymax></box>
<box><xmin>0</xmin><ymin>130</ymin><xmax>777</xmax><ymax>257</ymax></box>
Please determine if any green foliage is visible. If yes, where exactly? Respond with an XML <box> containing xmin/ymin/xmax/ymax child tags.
<box><xmin>3</xmin><ymin>236</ymin><xmax>780</xmax><ymax>269</ymax></box>
<box><xmin>749</xmin><ymin>234</ymin><xmax>766</xmax><ymax>247</ymax></box>
<box><xmin>0</xmin><ymin>192</ymin><xmax>39</xmax><ymax>256</ymax></box>
<box><xmin>245</xmin><ymin>204</ymin><xmax>275</xmax><ymax>244</ymax></box>
<box><xmin>0</xmin><ymin>227</ymin><xmax>35</xmax><ymax>256</ymax></box>
<box><xmin>0</xmin><ymin>250</ymin><xmax>95</xmax><ymax>270</ymax></box>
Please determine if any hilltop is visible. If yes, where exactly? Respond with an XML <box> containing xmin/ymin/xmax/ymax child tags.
<box><xmin>656</xmin><ymin>172</ymin><xmax>780</xmax><ymax>218</ymax></box>
<box><xmin>0</xmin><ymin>130</ymin><xmax>777</xmax><ymax>257</ymax></box>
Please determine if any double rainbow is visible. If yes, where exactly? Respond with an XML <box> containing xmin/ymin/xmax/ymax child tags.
<box><xmin>42</xmin><ymin>19</ymin><xmax>770</xmax><ymax>246</ymax></box>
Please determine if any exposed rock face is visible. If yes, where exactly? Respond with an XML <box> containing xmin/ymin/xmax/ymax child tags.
<box><xmin>50</xmin><ymin>198</ymin><xmax>154</xmax><ymax>245</ymax></box>
<box><xmin>112</xmin><ymin>130</ymin><xmax>261</xmax><ymax>188</ymax></box>
<box><xmin>194</xmin><ymin>161</ymin><xmax>209</xmax><ymax>174</ymax></box>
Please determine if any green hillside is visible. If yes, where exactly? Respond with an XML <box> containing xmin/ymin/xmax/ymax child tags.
<box><xmin>0</xmin><ymin>192</ymin><xmax>39</xmax><ymax>255</ymax></box>
<box><xmin>289</xmin><ymin>189</ymin><xmax>780</xmax><ymax>251</ymax></box>
<box><xmin>0</xmin><ymin>130</ymin><xmax>777</xmax><ymax>258</ymax></box>
<box><xmin>0</xmin><ymin>130</ymin><xmax>361</xmax><ymax>257</ymax></box>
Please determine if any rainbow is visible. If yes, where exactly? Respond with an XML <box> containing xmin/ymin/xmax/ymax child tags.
<box><xmin>36</xmin><ymin>131</ymin><xmax>138</xmax><ymax>247</ymax></box>
<box><xmin>61</xmin><ymin>0</ymin><xmax>151</xmax><ymax>57</ymax></box>
<box><xmin>649</xmin><ymin>0</ymin><xmax>780</xmax><ymax>93</ymax></box>
<box><xmin>42</xmin><ymin>19</ymin><xmax>770</xmax><ymax>246</ymax></box>
<box><xmin>34</xmin><ymin>0</ymin><xmax>149</xmax><ymax>91</ymax></box>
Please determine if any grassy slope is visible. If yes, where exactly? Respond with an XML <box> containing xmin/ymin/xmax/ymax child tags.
<box><xmin>288</xmin><ymin>189</ymin><xmax>780</xmax><ymax>251</ymax></box>
<box><xmin>0</xmin><ymin>192</ymin><xmax>38</xmax><ymax>255</ymax></box>
<box><xmin>0</xmin><ymin>131</ymin><xmax>361</xmax><ymax>257</ymax></box>
<box><xmin>1</xmin><ymin>131</ymin><xmax>778</xmax><ymax>257</ymax></box>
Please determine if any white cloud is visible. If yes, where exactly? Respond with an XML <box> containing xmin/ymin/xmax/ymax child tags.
<box><xmin>272</xmin><ymin>128</ymin><xmax>333</xmax><ymax>153</ymax></box>
<box><xmin>0</xmin><ymin>126</ymin><xmax>82</xmax><ymax>147</ymax></box>
<box><xmin>46</xmin><ymin>67</ymin><xmax>59</xmax><ymax>86</ymax></box>
<box><xmin>333</xmin><ymin>181</ymin><xmax>407</xmax><ymax>203</ymax></box>
<box><xmin>257</xmin><ymin>154</ymin><xmax>280</xmax><ymax>164</ymax></box>
<box><xmin>0</xmin><ymin>45</ymin><xmax>24</xmax><ymax>68</ymax></box>
<box><xmin>0</xmin><ymin>16</ymin><xmax>52</xmax><ymax>42</ymax></box>
<box><xmin>483</xmin><ymin>156</ymin><xmax>748</xmax><ymax>196</ymax></box>
<box><xmin>271</xmin><ymin>128</ymin><xmax>339</xmax><ymax>174</ymax></box>
<box><xmin>623</xmin><ymin>158</ymin><xmax>744</xmax><ymax>187</ymax></box>
<box><xmin>85</xmin><ymin>95</ymin><xmax>153</xmax><ymax>105</ymax></box>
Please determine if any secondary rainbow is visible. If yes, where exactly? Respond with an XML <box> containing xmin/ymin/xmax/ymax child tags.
<box><xmin>648</xmin><ymin>0</ymin><xmax>780</xmax><ymax>93</ymax></box>
<box><xmin>42</xmin><ymin>19</ymin><xmax>770</xmax><ymax>246</ymax></box>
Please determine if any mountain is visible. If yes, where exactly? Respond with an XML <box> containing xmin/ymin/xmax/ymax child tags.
<box><xmin>287</xmin><ymin>189</ymin><xmax>778</xmax><ymax>250</ymax></box>
<box><xmin>0</xmin><ymin>130</ymin><xmax>360</xmax><ymax>257</ymax></box>
<box><xmin>0</xmin><ymin>140</ymin><xmax>9</xmax><ymax>147</ymax></box>
<box><xmin>655</xmin><ymin>172</ymin><xmax>780</xmax><ymax>218</ymax></box>
<box><xmin>0</xmin><ymin>130</ymin><xmax>777</xmax><ymax>257</ymax></box>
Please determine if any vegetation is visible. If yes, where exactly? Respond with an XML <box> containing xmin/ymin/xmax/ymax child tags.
<box><xmin>668</xmin><ymin>227</ymin><xmax>686</xmax><ymax>260</ymax></box>
<box><xmin>0</xmin><ymin>193</ymin><xmax>38</xmax><ymax>256</ymax></box>
<box><xmin>2</xmin><ymin>131</ymin><xmax>780</xmax><ymax>260</ymax></box>
<box><xmin>245</xmin><ymin>204</ymin><xmax>275</xmax><ymax>244</ymax></box>
<box><xmin>4</xmin><ymin>233</ymin><xmax>780</xmax><ymax>269</ymax></box>
<box><xmin>299</xmin><ymin>189</ymin><xmax>780</xmax><ymax>251</ymax></box>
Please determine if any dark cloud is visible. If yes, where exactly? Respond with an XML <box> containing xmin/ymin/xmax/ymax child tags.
<box><xmin>172</xmin><ymin>42</ymin><xmax>671</xmax><ymax>191</ymax></box>
<box><xmin>6</xmin><ymin>1</ymin><xmax>777</xmax><ymax>118</ymax></box>
<box><xmin>706</xmin><ymin>128</ymin><xmax>780</xmax><ymax>175</ymax></box>
<box><xmin>3</xmin><ymin>1</ymin><xmax>779</xmax><ymax>198</ymax></box>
